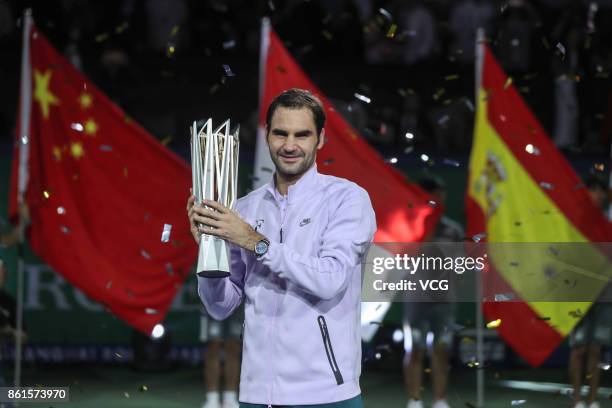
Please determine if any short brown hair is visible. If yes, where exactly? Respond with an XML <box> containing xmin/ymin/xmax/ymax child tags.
<box><xmin>265</xmin><ymin>88</ymin><xmax>326</xmax><ymax>137</ymax></box>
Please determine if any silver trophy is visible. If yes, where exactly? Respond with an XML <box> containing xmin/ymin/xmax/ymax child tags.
<box><xmin>191</xmin><ymin>119</ymin><xmax>240</xmax><ymax>278</ymax></box>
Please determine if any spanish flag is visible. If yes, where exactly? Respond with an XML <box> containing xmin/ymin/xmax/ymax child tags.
<box><xmin>466</xmin><ymin>44</ymin><xmax>612</xmax><ymax>366</ymax></box>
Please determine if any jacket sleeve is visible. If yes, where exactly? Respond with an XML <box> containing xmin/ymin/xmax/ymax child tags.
<box><xmin>197</xmin><ymin>242</ymin><xmax>246</xmax><ymax>320</ymax></box>
<box><xmin>259</xmin><ymin>187</ymin><xmax>376</xmax><ymax>300</ymax></box>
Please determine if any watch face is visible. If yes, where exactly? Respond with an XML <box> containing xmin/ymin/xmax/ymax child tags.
<box><xmin>255</xmin><ymin>241</ymin><xmax>268</xmax><ymax>255</ymax></box>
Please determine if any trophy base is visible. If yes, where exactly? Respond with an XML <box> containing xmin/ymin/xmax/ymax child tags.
<box><xmin>197</xmin><ymin>270</ymin><xmax>231</xmax><ymax>278</ymax></box>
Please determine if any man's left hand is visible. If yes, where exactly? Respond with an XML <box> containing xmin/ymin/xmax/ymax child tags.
<box><xmin>192</xmin><ymin>199</ymin><xmax>264</xmax><ymax>253</ymax></box>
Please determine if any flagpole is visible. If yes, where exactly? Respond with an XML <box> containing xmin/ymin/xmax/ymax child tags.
<box><xmin>253</xmin><ymin>17</ymin><xmax>274</xmax><ymax>190</ymax></box>
<box><xmin>14</xmin><ymin>8</ymin><xmax>33</xmax><ymax>391</ymax></box>
<box><xmin>474</xmin><ymin>27</ymin><xmax>486</xmax><ymax>408</ymax></box>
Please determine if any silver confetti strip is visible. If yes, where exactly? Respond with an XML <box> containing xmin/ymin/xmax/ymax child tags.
<box><xmin>161</xmin><ymin>223</ymin><xmax>172</xmax><ymax>243</ymax></box>
<box><xmin>222</xmin><ymin>64</ymin><xmax>235</xmax><ymax>77</ymax></box>
<box><xmin>539</xmin><ymin>181</ymin><xmax>554</xmax><ymax>190</ymax></box>
<box><xmin>140</xmin><ymin>249</ymin><xmax>151</xmax><ymax>260</ymax></box>
<box><xmin>354</xmin><ymin>93</ymin><xmax>371</xmax><ymax>104</ymax></box>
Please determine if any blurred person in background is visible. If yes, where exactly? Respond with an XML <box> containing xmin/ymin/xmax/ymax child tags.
<box><xmin>200</xmin><ymin>306</ymin><xmax>243</xmax><ymax>408</ymax></box>
<box><xmin>404</xmin><ymin>176</ymin><xmax>463</xmax><ymax>408</ymax></box>
<box><xmin>568</xmin><ymin>176</ymin><xmax>611</xmax><ymax>408</ymax></box>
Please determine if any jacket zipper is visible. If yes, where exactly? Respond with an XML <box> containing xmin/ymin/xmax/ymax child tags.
<box><xmin>317</xmin><ymin>315</ymin><xmax>344</xmax><ymax>385</ymax></box>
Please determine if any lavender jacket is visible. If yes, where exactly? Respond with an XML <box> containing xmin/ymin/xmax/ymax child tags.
<box><xmin>198</xmin><ymin>165</ymin><xmax>376</xmax><ymax>405</ymax></box>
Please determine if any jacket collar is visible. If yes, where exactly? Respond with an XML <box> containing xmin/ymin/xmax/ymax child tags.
<box><xmin>265</xmin><ymin>164</ymin><xmax>319</xmax><ymax>205</ymax></box>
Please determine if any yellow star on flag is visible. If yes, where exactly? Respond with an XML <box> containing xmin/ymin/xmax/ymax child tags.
<box><xmin>34</xmin><ymin>69</ymin><xmax>60</xmax><ymax>119</ymax></box>
<box><xmin>84</xmin><ymin>118</ymin><xmax>98</xmax><ymax>136</ymax></box>
<box><xmin>79</xmin><ymin>92</ymin><xmax>93</xmax><ymax>109</ymax></box>
<box><xmin>70</xmin><ymin>142</ymin><xmax>85</xmax><ymax>159</ymax></box>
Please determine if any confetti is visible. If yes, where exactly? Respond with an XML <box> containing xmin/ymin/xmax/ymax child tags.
<box><xmin>486</xmin><ymin>318</ymin><xmax>501</xmax><ymax>329</ymax></box>
<box><xmin>114</xmin><ymin>352</ymin><xmax>122</xmax><ymax>359</ymax></box>
<box><xmin>594</xmin><ymin>163</ymin><xmax>605</xmax><ymax>171</ymax></box>
<box><xmin>437</xmin><ymin>115</ymin><xmax>450</xmax><ymax>125</ymax></box>
<box><xmin>145</xmin><ymin>308</ymin><xmax>158</xmax><ymax>315</ymax></box>
<box><xmin>71</xmin><ymin>123</ymin><xmax>84</xmax><ymax>132</ymax></box>
<box><xmin>428</xmin><ymin>200</ymin><xmax>437</xmax><ymax>207</ymax></box>
<box><xmin>165</xmin><ymin>262</ymin><xmax>174</xmax><ymax>276</ymax></box>
<box><xmin>115</xmin><ymin>22</ymin><xmax>129</xmax><ymax>34</ymax></box>
<box><xmin>525</xmin><ymin>144</ymin><xmax>540</xmax><ymax>155</ymax></box>
<box><xmin>95</xmin><ymin>33</ymin><xmax>110</xmax><ymax>43</ymax></box>
<box><xmin>445</xmin><ymin>74</ymin><xmax>459</xmax><ymax>81</ymax></box>
<box><xmin>354</xmin><ymin>93</ymin><xmax>371</xmax><ymax>104</ymax></box>
<box><xmin>140</xmin><ymin>249</ymin><xmax>151</xmax><ymax>260</ymax></box>
<box><xmin>404</xmin><ymin>146</ymin><xmax>414</xmax><ymax>154</ymax></box>
<box><xmin>539</xmin><ymin>181</ymin><xmax>554</xmax><ymax>190</ymax></box>
<box><xmin>100</xmin><ymin>145</ymin><xmax>113</xmax><ymax>152</ymax></box>
<box><xmin>222</xmin><ymin>39</ymin><xmax>236</xmax><ymax>49</ymax></box>
<box><xmin>374</xmin><ymin>352</ymin><xmax>382</xmax><ymax>360</ymax></box>
<box><xmin>504</xmin><ymin>77</ymin><xmax>513</xmax><ymax>89</ymax></box>
<box><xmin>60</xmin><ymin>225</ymin><xmax>70</xmax><ymax>234</ymax></box>
<box><xmin>43</xmin><ymin>190</ymin><xmax>50</xmax><ymax>199</ymax></box>
<box><xmin>321</xmin><ymin>30</ymin><xmax>333</xmax><ymax>41</ymax></box>
<box><xmin>433</xmin><ymin>88</ymin><xmax>445</xmax><ymax>100</ymax></box>
<box><xmin>21</xmin><ymin>136</ymin><xmax>29</xmax><ymax>145</ymax></box>
<box><xmin>208</xmin><ymin>83</ymin><xmax>221</xmax><ymax>95</ymax></box>
<box><xmin>443</xmin><ymin>158</ymin><xmax>460</xmax><ymax>167</ymax></box>
<box><xmin>511</xmin><ymin>400</ymin><xmax>526</xmax><ymax>406</ymax></box>
<box><xmin>124</xmin><ymin>392</ymin><xmax>130</xmax><ymax>398</ymax></box>
<box><xmin>57</xmin><ymin>207</ymin><xmax>66</xmax><ymax>215</ymax></box>
<box><xmin>494</xmin><ymin>293</ymin><xmax>514</xmax><ymax>301</ymax></box>
<box><xmin>405</xmin><ymin>132</ymin><xmax>414</xmax><ymax>140</ymax></box>
<box><xmin>378</xmin><ymin>8</ymin><xmax>392</xmax><ymax>20</ymax></box>
<box><xmin>268</xmin><ymin>0</ymin><xmax>275</xmax><ymax>11</ymax></box>
<box><xmin>385</xmin><ymin>24</ymin><xmax>397</xmax><ymax>39</ymax></box>
<box><xmin>166</xmin><ymin>44</ymin><xmax>176</xmax><ymax>57</ymax></box>
<box><xmin>420</xmin><ymin>154</ymin><xmax>429</xmax><ymax>162</ymax></box>
<box><xmin>222</xmin><ymin>64</ymin><xmax>235</xmax><ymax>77</ymax></box>
<box><xmin>598</xmin><ymin>362</ymin><xmax>611</xmax><ymax>370</ymax></box>
<box><xmin>161</xmin><ymin>224</ymin><xmax>172</xmax><ymax>243</ymax></box>
<box><xmin>139</xmin><ymin>385</ymin><xmax>148</xmax><ymax>392</ymax></box>
<box><xmin>387</xmin><ymin>157</ymin><xmax>398</xmax><ymax>164</ymax></box>
<box><xmin>555</xmin><ymin>42</ymin><xmax>566</xmax><ymax>59</ymax></box>
<box><xmin>464</xmin><ymin>99</ymin><xmax>475</xmax><ymax>112</ymax></box>
<box><xmin>472</xmin><ymin>233</ymin><xmax>486</xmax><ymax>242</ymax></box>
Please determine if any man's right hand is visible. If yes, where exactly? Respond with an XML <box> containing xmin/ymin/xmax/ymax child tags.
<box><xmin>187</xmin><ymin>195</ymin><xmax>200</xmax><ymax>244</ymax></box>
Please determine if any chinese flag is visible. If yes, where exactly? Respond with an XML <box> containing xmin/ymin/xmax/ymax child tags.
<box><xmin>257</xmin><ymin>20</ymin><xmax>441</xmax><ymax>243</ymax></box>
<box><xmin>466</xmin><ymin>45</ymin><xmax>612</xmax><ymax>366</ymax></box>
<box><xmin>9</xmin><ymin>23</ymin><xmax>196</xmax><ymax>334</ymax></box>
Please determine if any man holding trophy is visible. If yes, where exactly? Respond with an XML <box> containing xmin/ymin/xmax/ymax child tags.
<box><xmin>187</xmin><ymin>89</ymin><xmax>376</xmax><ymax>408</ymax></box>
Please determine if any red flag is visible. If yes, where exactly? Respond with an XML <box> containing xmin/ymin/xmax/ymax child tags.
<box><xmin>466</xmin><ymin>44</ymin><xmax>612</xmax><ymax>365</ymax></box>
<box><xmin>257</xmin><ymin>20</ymin><xmax>440</xmax><ymax>243</ymax></box>
<box><xmin>9</xmin><ymin>23</ymin><xmax>196</xmax><ymax>335</ymax></box>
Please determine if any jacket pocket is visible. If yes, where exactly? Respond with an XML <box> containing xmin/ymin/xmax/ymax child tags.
<box><xmin>317</xmin><ymin>315</ymin><xmax>344</xmax><ymax>385</ymax></box>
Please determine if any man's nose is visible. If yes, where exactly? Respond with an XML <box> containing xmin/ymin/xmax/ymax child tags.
<box><xmin>283</xmin><ymin>136</ymin><xmax>298</xmax><ymax>150</ymax></box>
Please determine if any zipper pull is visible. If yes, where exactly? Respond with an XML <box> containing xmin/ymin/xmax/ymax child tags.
<box><xmin>280</xmin><ymin>228</ymin><xmax>283</xmax><ymax>243</ymax></box>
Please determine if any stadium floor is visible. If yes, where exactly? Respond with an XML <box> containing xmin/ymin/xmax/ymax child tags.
<box><xmin>14</xmin><ymin>366</ymin><xmax>612</xmax><ymax>407</ymax></box>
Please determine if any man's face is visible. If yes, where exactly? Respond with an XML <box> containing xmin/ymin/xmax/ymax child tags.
<box><xmin>266</xmin><ymin>106</ymin><xmax>324</xmax><ymax>179</ymax></box>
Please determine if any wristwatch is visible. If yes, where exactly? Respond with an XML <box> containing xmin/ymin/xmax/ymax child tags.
<box><xmin>254</xmin><ymin>238</ymin><xmax>270</xmax><ymax>258</ymax></box>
